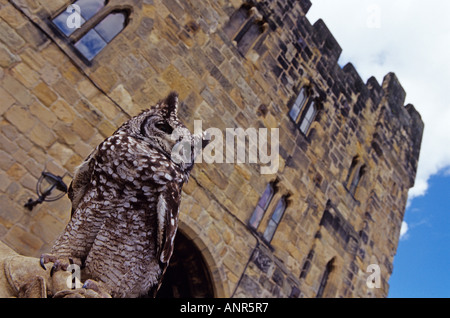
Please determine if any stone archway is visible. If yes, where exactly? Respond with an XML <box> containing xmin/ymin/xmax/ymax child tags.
<box><xmin>156</xmin><ymin>231</ymin><xmax>215</xmax><ymax>298</ymax></box>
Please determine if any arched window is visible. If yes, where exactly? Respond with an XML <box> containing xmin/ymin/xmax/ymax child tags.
<box><xmin>52</xmin><ymin>0</ymin><xmax>107</xmax><ymax>36</ymax></box>
<box><xmin>235</xmin><ymin>19</ymin><xmax>267</xmax><ymax>55</ymax></box>
<box><xmin>51</xmin><ymin>1</ymin><xmax>129</xmax><ymax>62</ymax></box>
<box><xmin>345</xmin><ymin>156</ymin><xmax>367</xmax><ymax>197</ymax></box>
<box><xmin>224</xmin><ymin>4</ymin><xmax>268</xmax><ymax>56</ymax></box>
<box><xmin>289</xmin><ymin>87</ymin><xmax>319</xmax><ymax>136</ymax></box>
<box><xmin>299</xmin><ymin>100</ymin><xmax>318</xmax><ymax>135</ymax></box>
<box><xmin>289</xmin><ymin>87</ymin><xmax>308</xmax><ymax>121</ymax></box>
<box><xmin>316</xmin><ymin>258</ymin><xmax>335</xmax><ymax>298</ymax></box>
<box><xmin>349</xmin><ymin>164</ymin><xmax>366</xmax><ymax>195</ymax></box>
<box><xmin>74</xmin><ymin>11</ymin><xmax>128</xmax><ymax>61</ymax></box>
<box><xmin>249</xmin><ymin>182</ymin><xmax>275</xmax><ymax>230</ymax></box>
<box><xmin>262</xmin><ymin>196</ymin><xmax>287</xmax><ymax>243</ymax></box>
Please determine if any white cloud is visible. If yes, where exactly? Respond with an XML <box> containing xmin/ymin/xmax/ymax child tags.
<box><xmin>307</xmin><ymin>1</ymin><xmax>450</xmax><ymax>200</ymax></box>
<box><xmin>400</xmin><ymin>221</ymin><xmax>409</xmax><ymax>240</ymax></box>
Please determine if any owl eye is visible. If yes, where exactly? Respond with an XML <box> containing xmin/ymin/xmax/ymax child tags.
<box><xmin>155</xmin><ymin>121</ymin><xmax>174</xmax><ymax>134</ymax></box>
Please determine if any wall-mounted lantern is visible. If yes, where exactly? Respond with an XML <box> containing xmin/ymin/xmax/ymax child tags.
<box><xmin>24</xmin><ymin>171</ymin><xmax>68</xmax><ymax>211</ymax></box>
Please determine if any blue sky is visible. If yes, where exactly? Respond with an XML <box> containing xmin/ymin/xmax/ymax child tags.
<box><xmin>389</xmin><ymin>173</ymin><xmax>450</xmax><ymax>298</ymax></box>
<box><xmin>307</xmin><ymin>1</ymin><xmax>450</xmax><ymax>297</ymax></box>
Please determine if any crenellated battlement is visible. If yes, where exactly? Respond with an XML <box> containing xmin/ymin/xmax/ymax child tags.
<box><xmin>251</xmin><ymin>0</ymin><xmax>423</xmax><ymax>179</ymax></box>
<box><xmin>312</xmin><ymin>19</ymin><xmax>342</xmax><ymax>64</ymax></box>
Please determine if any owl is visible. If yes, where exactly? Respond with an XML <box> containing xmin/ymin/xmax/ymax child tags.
<box><xmin>40</xmin><ymin>92</ymin><xmax>207</xmax><ymax>298</ymax></box>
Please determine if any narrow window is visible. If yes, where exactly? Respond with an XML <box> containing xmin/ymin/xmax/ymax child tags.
<box><xmin>262</xmin><ymin>196</ymin><xmax>287</xmax><ymax>243</ymax></box>
<box><xmin>346</xmin><ymin>156</ymin><xmax>359</xmax><ymax>183</ymax></box>
<box><xmin>299</xmin><ymin>100</ymin><xmax>318</xmax><ymax>135</ymax></box>
<box><xmin>224</xmin><ymin>4</ymin><xmax>267</xmax><ymax>56</ymax></box>
<box><xmin>289</xmin><ymin>88</ymin><xmax>308</xmax><ymax>122</ymax></box>
<box><xmin>249</xmin><ymin>182</ymin><xmax>275</xmax><ymax>230</ymax></box>
<box><xmin>223</xmin><ymin>3</ymin><xmax>253</xmax><ymax>39</ymax></box>
<box><xmin>235</xmin><ymin>20</ymin><xmax>266</xmax><ymax>55</ymax></box>
<box><xmin>346</xmin><ymin>156</ymin><xmax>366</xmax><ymax>196</ymax></box>
<box><xmin>51</xmin><ymin>1</ymin><xmax>129</xmax><ymax>62</ymax></box>
<box><xmin>316</xmin><ymin>258</ymin><xmax>335</xmax><ymax>298</ymax></box>
<box><xmin>300</xmin><ymin>250</ymin><xmax>315</xmax><ymax>279</ymax></box>
<box><xmin>74</xmin><ymin>11</ymin><xmax>128</xmax><ymax>61</ymax></box>
<box><xmin>52</xmin><ymin>0</ymin><xmax>107</xmax><ymax>36</ymax></box>
<box><xmin>289</xmin><ymin>87</ymin><xmax>319</xmax><ymax>136</ymax></box>
<box><xmin>348</xmin><ymin>164</ymin><xmax>366</xmax><ymax>195</ymax></box>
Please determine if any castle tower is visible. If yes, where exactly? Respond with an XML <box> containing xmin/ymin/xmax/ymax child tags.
<box><xmin>0</xmin><ymin>0</ymin><xmax>423</xmax><ymax>297</ymax></box>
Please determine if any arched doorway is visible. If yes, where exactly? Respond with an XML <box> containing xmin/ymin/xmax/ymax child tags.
<box><xmin>156</xmin><ymin>231</ymin><xmax>215</xmax><ymax>298</ymax></box>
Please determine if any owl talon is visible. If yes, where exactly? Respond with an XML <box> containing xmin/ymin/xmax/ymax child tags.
<box><xmin>39</xmin><ymin>253</ymin><xmax>73</xmax><ymax>276</ymax></box>
<box><xmin>50</xmin><ymin>262</ymin><xmax>58</xmax><ymax>277</ymax></box>
<box><xmin>39</xmin><ymin>253</ymin><xmax>57</xmax><ymax>270</ymax></box>
<box><xmin>50</xmin><ymin>259</ymin><xmax>70</xmax><ymax>277</ymax></box>
<box><xmin>82</xmin><ymin>279</ymin><xmax>100</xmax><ymax>292</ymax></box>
<box><xmin>40</xmin><ymin>257</ymin><xmax>46</xmax><ymax>270</ymax></box>
<box><xmin>82</xmin><ymin>279</ymin><xmax>112</xmax><ymax>298</ymax></box>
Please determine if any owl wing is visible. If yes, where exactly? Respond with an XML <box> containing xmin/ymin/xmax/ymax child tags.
<box><xmin>156</xmin><ymin>182</ymin><xmax>182</xmax><ymax>264</ymax></box>
<box><xmin>68</xmin><ymin>147</ymin><xmax>99</xmax><ymax>217</ymax></box>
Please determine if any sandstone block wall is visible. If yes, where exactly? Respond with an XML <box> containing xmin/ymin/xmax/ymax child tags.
<box><xmin>0</xmin><ymin>0</ymin><xmax>423</xmax><ymax>298</ymax></box>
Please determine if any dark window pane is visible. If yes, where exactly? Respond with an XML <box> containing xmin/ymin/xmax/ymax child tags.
<box><xmin>236</xmin><ymin>22</ymin><xmax>261</xmax><ymax>55</ymax></box>
<box><xmin>249</xmin><ymin>205</ymin><xmax>265</xmax><ymax>230</ymax></box>
<box><xmin>74</xmin><ymin>29</ymin><xmax>107</xmax><ymax>61</ymax></box>
<box><xmin>95</xmin><ymin>12</ymin><xmax>127</xmax><ymax>43</ymax></box>
<box><xmin>52</xmin><ymin>9</ymin><xmax>86</xmax><ymax>36</ymax></box>
<box><xmin>263</xmin><ymin>219</ymin><xmax>277</xmax><ymax>242</ymax></box>
<box><xmin>289</xmin><ymin>101</ymin><xmax>301</xmax><ymax>123</ymax></box>
<box><xmin>349</xmin><ymin>171</ymin><xmax>360</xmax><ymax>194</ymax></box>
<box><xmin>317</xmin><ymin>259</ymin><xmax>334</xmax><ymax>298</ymax></box>
<box><xmin>299</xmin><ymin>101</ymin><xmax>317</xmax><ymax>134</ymax></box>
<box><xmin>349</xmin><ymin>165</ymin><xmax>366</xmax><ymax>195</ymax></box>
<box><xmin>224</xmin><ymin>5</ymin><xmax>250</xmax><ymax>38</ymax></box>
<box><xmin>289</xmin><ymin>89</ymin><xmax>307</xmax><ymax>123</ymax></box>
<box><xmin>263</xmin><ymin>197</ymin><xmax>286</xmax><ymax>242</ymax></box>
<box><xmin>249</xmin><ymin>183</ymin><xmax>275</xmax><ymax>230</ymax></box>
<box><xmin>258</xmin><ymin>183</ymin><xmax>274</xmax><ymax>211</ymax></box>
<box><xmin>76</xmin><ymin>0</ymin><xmax>107</xmax><ymax>20</ymax></box>
<box><xmin>346</xmin><ymin>156</ymin><xmax>359</xmax><ymax>185</ymax></box>
<box><xmin>271</xmin><ymin>198</ymin><xmax>286</xmax><ymax>224</ymax></box>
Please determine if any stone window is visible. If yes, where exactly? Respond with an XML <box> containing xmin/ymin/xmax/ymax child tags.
<box><xmin>289</xmin><ymin>87</ymin><xmax>319</xmax><ymax>136</ymax></box>
<box><xmin>299</xmin><ymin>100</ymin><xmax>318</xmax><ymax>134</ymax></box>
<box><xmin>224</xmin><ymin>4</ymin><xmax>268</xmax><ymax>56</ymax></box>
<box><xmin>300</xmin><ymin>250</ymin><xmax>315</xmax><ymax>279</ymax></box>
<box><xmin>262</xmin><ymin>196</ymin><xmax>287</xmax><ymax>243</ymax></box>
<box><xmin>249</xmin><ymin>181</ymin><xmax>290</xmax><ymax>244</ymax></box>
<box><xmin>289</xmin><ymin>87</ymin><xmax>308</xmax><ymax>121</ymax></box>
<box><xmin>316</xmin><ymin>258</ymin><xmax>335</xmax><ymax>298</ymax></box>
<box><xmin>51</xmin><ymin>0</ymin><xmax>130</xmax><ymax>62</ymax></box>
<box><xmin>345</xmin><ymin>156</ymin><xmax>367</xmax><ymax>197</ymax></box>
<box><xmin>249</xmin><ymin>182</ymin><xmax>275</xmax><ymax>230</ymax></box>
<box><xmin>52</xmin><ymin>0</ymin><xmax>107</xmax><ymax>36</ymax></box>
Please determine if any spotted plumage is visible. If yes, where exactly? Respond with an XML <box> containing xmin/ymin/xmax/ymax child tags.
<box><xmin>43</xmin><ymin>92</ymin><xmax>206</xmax><ymax>297</ymax></box>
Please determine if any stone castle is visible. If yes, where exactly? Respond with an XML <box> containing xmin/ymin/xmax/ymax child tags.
<box><xmin>0</xmin><ymin>0</ymin><xmax>423</xmax><ymax>297</ymax></box>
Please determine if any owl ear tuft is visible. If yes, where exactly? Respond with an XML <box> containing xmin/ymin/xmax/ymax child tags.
<box><xmin>165</xmin><ymin>92</ymin><xmax>179</xmax><ymax>116</ymax></box>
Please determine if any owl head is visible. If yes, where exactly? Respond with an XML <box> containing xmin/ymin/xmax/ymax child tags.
<box><xmin>122</xmin><ymin>92</ymin><xmax>207</xmax><ymax>173</ymax></box>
